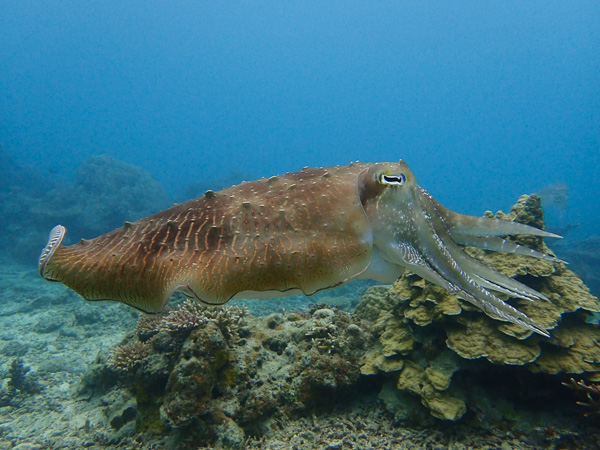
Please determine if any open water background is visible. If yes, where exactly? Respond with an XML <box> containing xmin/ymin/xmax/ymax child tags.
<box><xmin>1</xmin><ymin>1</ymin><xmax>599</xmax><ymax>234</ymax></box>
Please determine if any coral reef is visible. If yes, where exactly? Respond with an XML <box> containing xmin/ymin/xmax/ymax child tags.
<box><xmin>355</xmin><ymin>194</ymin><xmax>600</xmax><ymax>421</ymax></box>
<box><xmin>0</xmin><ymin>154</ymin><xmax>169</xmax><ymax>263</ymax></box>
<box><xmin>87</xmin><ymin>303</ymin><xmax>373</xmax><ymax>448</ymax></box>
<box><xmin>107</xmin><ymin>341</ymin><xmax>152</xmax><ymax>373</ymax></box>
<box><xmin>563</xmin><ymin>377</ymin><xmax>600</xmax><ymax>416</ymax></box>
<box><xmin>3</xmin><ymin>189</ymin><xmax>600</xmax><ymax>448</ymax></box>
<box><xmin>70</xmin><ymin>194</ymin><xmax>600</xmax><ymax>447</ymax></box>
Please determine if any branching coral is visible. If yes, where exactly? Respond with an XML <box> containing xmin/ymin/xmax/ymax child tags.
<box><xmin>107</xmin><ymin>341</ymin><xmax>152</xmax><ymax>373</ymax></box>
<box><xmin>305</xmin><ymin>309</ymin><xmax>343</xmax><ymax>355</ymax></box>
<box><xmin>205</xmin><ymin>305</ymin><xmax>248</xmax><ymax>341</ymax></box>
<box><xmin>160</xmin><ymin>300</ymin><xmax>208</xmax><ymax>332</ymax></box>
<box><xmin>159</xmin><ymin>300</ymin><xmax>247</xmax><ymax>342</ymax></box>
<box><xmin>135</xmin><ymin>311</ymin><xmax>168</xmax><ymax>341</ymax></box>
<box><xmin>562</xmin><ymin>377</ymin><xmax>600</xmax><ymax>416</ymax></box>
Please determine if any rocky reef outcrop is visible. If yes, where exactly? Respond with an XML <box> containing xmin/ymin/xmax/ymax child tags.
<box><xmin>1</xmin><ymin>154</ymin><xmax>169</xmax><ymax>263</ymax></box>
<box><xmin>84</xmin><ymin>301</ymin><xmax>373</xmax><ymax>448</ymax></box>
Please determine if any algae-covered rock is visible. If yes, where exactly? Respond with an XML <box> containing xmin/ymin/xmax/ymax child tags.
<box><xmin>160</xmin><ymin>322</ymin><xmax>230</xmax><ymax>429</ymax></box>
<box><xmin>396</xmin><ymin>361</ymin><xmax>466</xmax><ymax>421</ymax></box>
<box><xmin>445</xmin><ymin>315</ymin><xmax>541</xmax><ymax>365</ymax></box>
<box><xmin>94</xmin><ymin>303</ymin><xmax>374</xmax><ymax>447</ymax></box>
<box><xmin>355</xmin><ymin>285</ymin><xmax>399</xmax><ymax>321</ymax></box>
<box><xmin>532</xmin><ymin>319</ymin><xmax>600</xmax><ymax>374</ymax></box>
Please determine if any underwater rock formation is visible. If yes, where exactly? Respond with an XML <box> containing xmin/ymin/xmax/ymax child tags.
<box><xmin>89</xmin><ymin>301</ymin><xmax>373</xmax><ymax>448</ymax></box>
<box><xmin>356</xmin><ymin>195</ymin><xmax>600</xmax><ymax>421</ymax></box>
<box><xmin>0</xmin><ymin>357</ymin><xmax>41</xmax><ymax>409</ymax></box>
<box><xmin>39</xmin><ymin>155</ymin><xmax>170</xmax><ymax>240</ymax></box>
<box><xmin>1</xmin><ymin>155</ymin><xmax>169</xmax><ymax>263</ymax></box>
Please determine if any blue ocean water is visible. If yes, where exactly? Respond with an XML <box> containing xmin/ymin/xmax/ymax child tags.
<box><xmin>1</xmin><ymin>2</ymin><xmax>598</xmax><ymax>227</ymax></box>
<box><xmin>1</xmin><ymin>2</ymin><xmax>600</xmax><ymax>448</ymax></box>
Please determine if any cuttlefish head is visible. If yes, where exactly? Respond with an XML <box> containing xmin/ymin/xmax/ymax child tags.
<box><xmin>358</xmin><ymin>160</ymin><xmax>558</xmax><ymax>337</ymax></box>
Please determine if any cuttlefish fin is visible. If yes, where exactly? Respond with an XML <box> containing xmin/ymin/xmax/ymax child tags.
<box><xmin>39</xmin><ymin>225</ymin><xmax>176</xmax><ymax>313</ymax></box>
<box><xmin>39</xmin><ymin>224</ymin><xmax>66</xmax><ymax>281</ymax></box>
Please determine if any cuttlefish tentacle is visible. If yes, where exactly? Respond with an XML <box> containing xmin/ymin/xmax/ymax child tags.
<box><xmin>425</xmin><ymin>194</ymin><xmax>561</xmax><ymax>262</ymax></box>
<box><xmin>417</xmin><ymin>192</ymin><xmax>549</xmax><ymax>336</ymax></box>
<box><xmin>430</xmin><ymin>196</ymin><xmax>560</xmax><ymax>239</ymax></box>
<box><xmin>388</xmin><ymin>241</ymin><xmax>456</xmax><ymax>292</ymax></box>
<box><xmin>421</xmin><ymin>190</ymin><xmax>552</xmax><ymax>303</ymax></box>
<box><xmin>40</xmin><ymin>160</ymin><xmax>560</xmax><ymax>338</ymax></box>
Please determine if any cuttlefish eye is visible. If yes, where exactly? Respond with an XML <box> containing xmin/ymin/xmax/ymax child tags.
<box><xmin>378</xmin><ymin>172</ymin><xmax>407</xmax><ymax>186</ymax></box>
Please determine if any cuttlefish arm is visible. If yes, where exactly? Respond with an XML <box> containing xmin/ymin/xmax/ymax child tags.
<box><xmin>358</xmin><ymin>161</ymin><xmax>559</xmax><ymax>337</ymax></box>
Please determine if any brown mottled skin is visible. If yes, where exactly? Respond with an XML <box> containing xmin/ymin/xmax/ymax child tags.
<box><xmin>42</xmin><ymin>164</ymin><xmax>374</xmax><ymax>312</ymax></box>
<box><xmin>40</xmin><ymin>161</ymin><xmax>560</xmax><ymax>336</ymax></box>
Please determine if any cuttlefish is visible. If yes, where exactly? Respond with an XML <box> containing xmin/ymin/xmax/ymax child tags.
<box><xmin>39</xmin><ymin>161</ymin><xmax>560</xmax><ymax>337</ymax></box>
